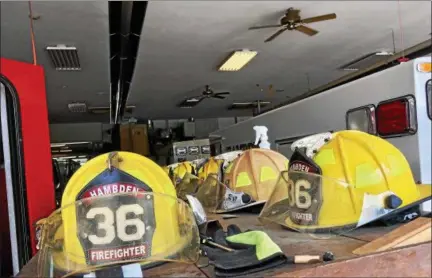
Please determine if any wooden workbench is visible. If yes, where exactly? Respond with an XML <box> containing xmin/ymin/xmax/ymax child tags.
<box><xmin>18</xmin><ymin>213</ymin><xmax>431</xmax><ymax>277</ymax></box>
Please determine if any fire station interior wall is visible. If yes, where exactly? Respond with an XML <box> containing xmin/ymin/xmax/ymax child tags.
<box><xmin>49</xmin><ymin>123</ymin><xmax>113</xmax><ymax>143</ymax></box>
<box><xmin>152</xmin><ymin>117</ymin><xmax>250</xmax><ymax>138</ymax></box>
<box><xmin>210</xmin><ymin>61</ymin><xmax>424</xmax><ymax>183</ymax></box>
<box><xmin>49</xmin><ymin>117</ymin><xmax>250</xmax><ymax>144</ymax></box>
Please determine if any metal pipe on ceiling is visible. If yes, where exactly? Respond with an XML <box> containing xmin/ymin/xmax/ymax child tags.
<box><xmin>263</xmin><ymin>39</ymin><xmax>432</xmax><ymax>114</ymax></box>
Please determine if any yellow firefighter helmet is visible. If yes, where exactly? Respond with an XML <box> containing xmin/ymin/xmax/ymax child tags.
<box><xmin>38</xmin><ymin>152</ymin><xmax>199</xmax><ymax>277</ymax></box>
<box><xmin>260</xmin><ymin>130</ymin><xmax>431</xmax><ymax>233</ymax></box>
<box><xmin>169</xmin><ymin>161</ymin><xmax>196</xmax><ymax>185</ymax></box>
<box><xmin>223</xmin><ymin>148</ymin><xmax>289</xmax><ymax>201</ymax></box>
<box><xmin>197</xmin><ymin>158</ymin><xmax>224</xmax><ymax>181</ymax></box>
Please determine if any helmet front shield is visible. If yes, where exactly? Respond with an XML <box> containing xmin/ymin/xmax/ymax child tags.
<box><xmin>176</xmin><ymin>173</ymin><xmax>202</xmax><ymax>201</ymax></box>
<box><xmin>195</xmin><ymin>174</ymin><xmax>255</xmax><ymax>213</ymax></box>
<box><xmin>38</xmin><ymin>192</ymin><xmax>200</xmax><ymax>277</ymax></box>
<box><xmin>259</xmin><ymin>170</ymin><xmax>412</xmax><ymax>238</ymax></box>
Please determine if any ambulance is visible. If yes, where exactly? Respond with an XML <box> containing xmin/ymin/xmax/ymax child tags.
<box><xmin>210</xmin><ymin>57</ymin><xmax>432</xmax><ymax>210</ymax></box>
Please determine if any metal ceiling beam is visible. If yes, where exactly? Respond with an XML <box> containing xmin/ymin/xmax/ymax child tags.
<box><xmin>109</xmin><ymin>1</ymin><xmax>147</xmax><ymax>124</ymax></box>
<box><xmin>263</xmin><ymin>39</ymin><xmax>432</xmax><ymax>114</ymax></box>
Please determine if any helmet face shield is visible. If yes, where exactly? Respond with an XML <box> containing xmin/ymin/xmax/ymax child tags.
<box><xmin>175</xmin><ymin>173</ymin><xmax>202</xmax><ymax>201</ymax></box>
<box><xmin>38</xmin><ymin>192</ymin><xmax>200</xmax><ymax>277</ymax></box>
<box><xmin>195</xmin><ymin>174</ymin><xmax>254</xmax><ymax>213</ymax></box>
<box><xmin>259</xmin><ymin>170</ymin><xmax>431</xmax><ymax>238</ymax></box>
<box><xmin>259</xmin><ymin>170</ymin><xmax>356</xmax><ymax>237</ymax></box>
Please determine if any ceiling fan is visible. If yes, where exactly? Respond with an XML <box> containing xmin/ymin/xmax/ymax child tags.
<box><xmin>249</xmin><ymin>8</ymin><xmax>337</xmax><ymax>42</ymax></box>
<box><xmin>178</xmin><ymin>85</ymin><xmax>230</xmax><ymax>108</ymax></box>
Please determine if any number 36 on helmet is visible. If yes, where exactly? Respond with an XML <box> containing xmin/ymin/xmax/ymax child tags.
<box><xmin>37</xmin><ymin>152</ymin><xmax>200</xmax><ymax>277</ymax></box>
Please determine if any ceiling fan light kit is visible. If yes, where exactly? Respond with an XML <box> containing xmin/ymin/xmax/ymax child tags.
<box><xmin>218</xmin><ymin>49</ymin><xmax>258</xmax><ymax>71</ymax></box>
<box><xmin>248</xmin><ymin>7</ymin><xmax>337</xmax><ymax>42</ymax></box>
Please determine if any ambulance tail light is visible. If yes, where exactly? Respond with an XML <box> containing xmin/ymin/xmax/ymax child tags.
<box><xmin>346</xmin><ymin>105</ymin><xmax>376</xmax><ymax>134</ymax></box>
<box><xmin>376</xmin><ymin>96</ymin><xmax>417</xmax><ymax>137</ymax></box>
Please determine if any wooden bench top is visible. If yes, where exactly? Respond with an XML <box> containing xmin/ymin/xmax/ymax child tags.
<box><xmin>18</xmin><ymin>213</ymin><xmax>431</xmax><ymax>277</ymax></box>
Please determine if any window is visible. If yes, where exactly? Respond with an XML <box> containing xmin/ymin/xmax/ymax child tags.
<box><xmin>1</xmin><ymin>77</ymin><xmax>29</xmax><ymax>275</ymax></box>
<box><xmin>346</xmin><ymin>105</ymin><xmax>376</xmax><ymax>134</ymax></box>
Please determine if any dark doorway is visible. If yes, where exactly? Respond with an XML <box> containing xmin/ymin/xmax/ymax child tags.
<box><xmin>0</xmin><ymin>77</ymin><xmax>30</xmax><ymax>276</ymax></box>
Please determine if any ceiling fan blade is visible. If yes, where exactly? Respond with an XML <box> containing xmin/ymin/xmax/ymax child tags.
<box><xmin>301</xmin><ymin>13</ymin><xmax>337</xmax><ymax>24</ymax></box>
<box><xmin>264</xmin><ymin>28</ymin><xmax>287</xmax><ymax>42</ymax></box>
<box><xmin>295</xmin><ymin>25</ymin><xmax>319</xmax><ymax>36</ymax></box>
<box><xmin>215</xmin><ymin>92</ymin><xmax>230</xmax><ymax>95</ymax></box>
<box><xmin>249</xmin><ymin>24</ymin><xmax>283</xmax><ymax>30</ymax></box>
<box><xmin>212</xmin><ymin>95</ymin><xmax>226</xmax><ymax>99</ymax></box>
<box><xmin>179</xmin><ymin>98</ymin><xmax>203</xmax><ymax>108</ymax></box>
<box><xmin>187</xmin><ymin>95</ymin><xmax>205</xmax><ymax>100</ymax></box>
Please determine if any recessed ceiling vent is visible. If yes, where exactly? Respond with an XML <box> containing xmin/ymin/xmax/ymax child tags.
<box><xmin>46</xmin><ymin>44</ymin><xmax>81</xmax><ymax>71</ymax></box>
<box><xmin>339</xmin><ymin>51</ymin><xmax>394</xmax><ymax>71</ymax></box>
<box><xmin>68</xmin><ymin>102</ymin><xmax>87</xmax><ymax>113</ymax></box>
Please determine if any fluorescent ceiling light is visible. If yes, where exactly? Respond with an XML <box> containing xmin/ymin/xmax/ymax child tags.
<box><xmin>51</xmin><ymin>141</ymin><xmax>90</xmax><ymax>147</ymax></box>
<box><xmin>218</xmin><ymin>50</ymin><xmax>258</xmax><ymax>72</ymax></box>
<box><xmin>233</xmin><ymin>101</ymin><xmax>271</xmax><ymax>105</ymax></box>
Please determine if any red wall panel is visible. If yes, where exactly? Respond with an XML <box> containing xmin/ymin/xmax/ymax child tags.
<box><xmin>0</xmin><ymin>58</ymin><xmax>55</xmax><ymax>255</ymax></box>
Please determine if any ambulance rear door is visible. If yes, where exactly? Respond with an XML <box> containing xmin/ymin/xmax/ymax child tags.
<box><xmin>413</xmin><ymin>57</ymin><xmax>431</xmax><ymax>185</ymax></box>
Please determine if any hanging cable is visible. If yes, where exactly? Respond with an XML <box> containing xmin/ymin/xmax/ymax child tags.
<box><xmin>28</xmin><ymin>1</ymin><xmax>37</xmax><ymax>65</ymax></box>
<box><xmin>397</xmin><ymin>0</ymin><xmax>406</xmax><ymax>59</ymax></box>
<box><xmin>391</xmin><ymin>29</ymin><xmax>396</xmax><ymax>54</ymax></box>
